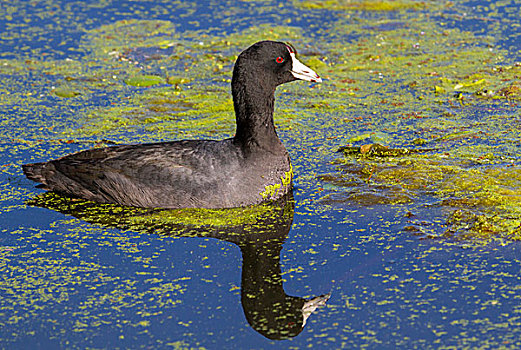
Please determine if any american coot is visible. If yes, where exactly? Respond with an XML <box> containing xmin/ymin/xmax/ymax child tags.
<box><xmin>23</xmin><ymin>41</ymin><xmax>322</xmax><ymax>208</ymax></box>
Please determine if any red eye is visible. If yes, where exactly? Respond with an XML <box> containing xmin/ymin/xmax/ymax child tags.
<box><xmin>275</xmin><ymin>56</ymin><xmax>284</xmax><ymax>64</ymax></box>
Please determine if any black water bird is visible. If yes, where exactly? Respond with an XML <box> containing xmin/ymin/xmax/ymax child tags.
<box><xmin>23</xmin><ymin>41</ymin><xmax>322</xmax><ymax>208</ymax></box>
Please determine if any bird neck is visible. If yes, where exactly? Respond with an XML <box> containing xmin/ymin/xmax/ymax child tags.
<box><xmin>231</xmin><ymin>74</ymin><xmax>283</xmax><ymax>153</ymax></box>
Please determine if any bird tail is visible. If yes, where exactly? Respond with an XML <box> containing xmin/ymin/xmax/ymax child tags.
<box><xmin>22</xmin><ymin>162</ymin><xmax>48</xmax><ymax>185</ymax></box>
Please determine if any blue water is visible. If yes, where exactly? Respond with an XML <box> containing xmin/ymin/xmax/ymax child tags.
<box><xmin>2</xmin><ymin>0</ymin><xmax>521</xmax><ymax>348</ymax></box>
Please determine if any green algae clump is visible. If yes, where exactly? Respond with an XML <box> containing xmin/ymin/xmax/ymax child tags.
<box><xmin>295</xmin><ymin>0</ymin><xmax>425</xmax><ymax>11</ymax></box>
<box><xmin>327</xmin><ymin>151</ymin><xmax>521</xmax><ymax>242</ymax></box>
<box><xmin>27</xmin><ymin>192</ymin><xmax>293</xmax><ymax>231</ymax></box>
<box><xmin>53</xmin><ymin>86</ymin><xmax>81</xmax><ymax>98</ymax></box>
<box><xmin>125</xmin><ymin>75</ymin><xmax>167</xmax><ymax>87</ymax></box>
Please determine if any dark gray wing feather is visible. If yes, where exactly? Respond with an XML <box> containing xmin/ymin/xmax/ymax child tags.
<box><xmin>23</xmin><ymin>139</ymin><xmax>243</xmax><ymax>208</ymax></box>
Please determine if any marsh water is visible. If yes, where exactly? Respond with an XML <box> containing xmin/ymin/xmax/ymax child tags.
<box><xmin>2</xmin><ymin>0</ymin><xmax>521</xmax><ymax>348</ymax></box>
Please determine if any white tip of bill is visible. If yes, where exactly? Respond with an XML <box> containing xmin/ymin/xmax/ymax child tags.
<box><xmin>301</xmin><ymin>293</ymin><xmax>331</xmax><ymax>327</ymax></box>
<box><xmin>290</xmin><ymin>52</ymin><xmax>322</xmax><ymax>83</ymax></box>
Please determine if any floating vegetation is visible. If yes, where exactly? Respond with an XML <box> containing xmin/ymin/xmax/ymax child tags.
<box><xmin>83</xmin><ymin>19</ymin><xmax>180</xmax><ymax>58</ymax></box>
<box><xmin>339</xmin><ymin>143</ymin><xmax>435</xmax><ymax>157</ymax></box>
<box><xmin>52</xmin><ymin>85</ymin><xmax>82</xmax><ymax>98</ymax></box>
<box><xmin>124</xmin><ymin>75</ymin><xmax>167</xmax><ymax>87</ymax></box>
<box><xmin>27</xmin><ymin>191</ymin><xmax>295</xmax><ymax>232</ymax></box>
<box><xmin>2</xmin><ymin>4</ymin><xmax>520</xmax><ymax>245</ymax></box>
<box><xmin>295</xmin><ymin>0</ymin><xmax>426</xmax><ymax>11</ymax></box>
<box><xmin>322</xmin><ymin>150</ymin><xmax>521</xmax><ymax>242</ymax></box>
<box><xmin>3</xmin><ymin>1</ymin><xmax>521</xmax><ymax>348</ymax></box>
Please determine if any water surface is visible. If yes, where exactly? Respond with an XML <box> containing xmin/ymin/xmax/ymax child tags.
<box><xmin>1</xmin><ymin>0</ymin><xmax>521</xmax><ymax>348</ymax></box>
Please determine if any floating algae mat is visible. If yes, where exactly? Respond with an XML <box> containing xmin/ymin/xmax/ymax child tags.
<box><xmin>291</xmin><ymin>2</ymin><xmax>521</xmax><ymax>244</ymax></box>
<box><xmin>3</xmin><ymin>0</ymin><xmax>521</xmax><ymax>348</ymax></box>
<box><xmin>0</xmin><ymin>0</ymin><xmax>519</xmax><ymax>271</ymax></box>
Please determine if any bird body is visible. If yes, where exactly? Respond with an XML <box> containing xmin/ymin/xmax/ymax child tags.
<box><xmin>24</xmin><ymin>138</ymin><xmax>292</xmax><ymax>208</ymax></box>
<box><xmin>23</xmin><ymin>41</ymin><xmax>321</xmax><ymax>208</ymax></box>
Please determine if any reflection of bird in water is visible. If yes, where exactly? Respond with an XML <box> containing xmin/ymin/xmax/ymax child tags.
<box><xmin>27</xmin><ymin>191</ymin><xmax>329</xmax><ymax>339</ymax></box>
<box><xmin>240</xmin><ymin>226</ymin><xmax>330</xmax><ymax>339</ymax></box>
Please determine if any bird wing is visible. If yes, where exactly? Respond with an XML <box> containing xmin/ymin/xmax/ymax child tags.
<box><xmin>40</xmin><ymin>140</ymin><xmax>241</xmax><ymax>208</ymax></box>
